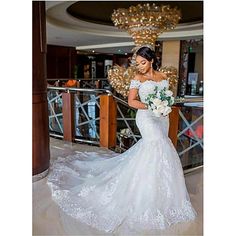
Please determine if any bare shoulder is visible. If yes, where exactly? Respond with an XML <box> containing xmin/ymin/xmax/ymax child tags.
<box><xmin>133</xmin><ymin>74</ymin><xmax>142</xmax><ymax>81</ymax></box>
<box><xmin>156</xmin><ymin>71</ymin><xmax>167</xmax><ymax>80</ymax></box>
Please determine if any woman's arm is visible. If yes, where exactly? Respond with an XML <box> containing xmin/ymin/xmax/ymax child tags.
<box><xmin>128</xmin><ymin>88</ymin><xmax>148</xmax><ymax>109</ymax></box>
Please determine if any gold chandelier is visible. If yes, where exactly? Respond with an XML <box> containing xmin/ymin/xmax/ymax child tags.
<box><xmin>111</xmin><ymin>3</ymin><xmax>181</xmax><ymax>49</ymax></box>
<box><xmin>108</xmin><ymin>3</ymin><xmax>181</xmax><ymax>98</ymax></box>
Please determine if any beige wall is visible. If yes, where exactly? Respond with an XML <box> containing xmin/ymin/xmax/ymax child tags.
<box><xmin>161</xmin><ymin>40</ymin><xmax>181</xmax><ymax>70</ymax></box>
<box><xmin>161</xmin><ymin>40</ymin><xmax>181</xmax><ymax>96</ymax></box>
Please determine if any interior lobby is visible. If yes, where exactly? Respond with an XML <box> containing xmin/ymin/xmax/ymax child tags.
<box><xmin>33</xmin><ymin>1</ymin><xmax>204</xmax><ymax>235</ymax></box>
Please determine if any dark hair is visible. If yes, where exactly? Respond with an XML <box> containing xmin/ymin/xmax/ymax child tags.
<box><xmin>136</xmin><ymin>47</ymin><xmax>158</xmax><ymax>70</ymax></box>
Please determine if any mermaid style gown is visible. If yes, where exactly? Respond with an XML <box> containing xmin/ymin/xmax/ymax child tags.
<box><xmin>47</xmin><ymin>79</ymin><xmax>197</xmax><ymax>234</ymax></box>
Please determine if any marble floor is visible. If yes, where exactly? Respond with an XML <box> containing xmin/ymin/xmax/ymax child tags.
<box><xmin>33</xmin><ymin>138</ymin><xmax>203</xmax><ymax>236</ymax></box>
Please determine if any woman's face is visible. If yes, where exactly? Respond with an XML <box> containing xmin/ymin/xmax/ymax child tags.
<box><xmin>136</xmin><ymin>55</ymin><xmax>152</xmax><ymax>74</ymax></box>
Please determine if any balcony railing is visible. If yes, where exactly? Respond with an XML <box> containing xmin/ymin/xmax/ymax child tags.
<box><xmin>47</xmin><ymin>85</ymin><xmax>203</xmax><ymax>171</ymax></box>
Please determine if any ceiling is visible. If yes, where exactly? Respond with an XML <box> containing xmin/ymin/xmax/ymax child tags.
<box><xmin>46</xmin><ymin>1</ymin><xmax>203</xmax><ymax>54</ymax></box>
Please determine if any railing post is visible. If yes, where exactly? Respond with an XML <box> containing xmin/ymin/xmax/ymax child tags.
<box><xmin>100</xmin><ymin>95</ymin><xmax>117</xmax><ymax>148</ymax></box>
<box><xmin>62</xmin><ymin>92</ymin><xmax>75</xmax><ymax>142</ymax></box>
<box><xmin>169</xmin><ymin>106</ymin><xmax>180</xmax><ymax>147</ymax></box>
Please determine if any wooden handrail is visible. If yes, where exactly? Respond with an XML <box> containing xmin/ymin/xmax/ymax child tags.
<box><xmin>47</xmin><ymin>86</ymin><xmax>203</xmax><ymax>149</ymax></box>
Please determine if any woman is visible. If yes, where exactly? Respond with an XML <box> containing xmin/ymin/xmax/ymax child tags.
<box><xmin>47</xmin><ymin>46</ymin><xmax>197</xmax><ymax>235</ymax></box>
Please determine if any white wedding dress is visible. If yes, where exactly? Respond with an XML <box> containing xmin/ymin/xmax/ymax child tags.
<box><xmin>47</xmin><ymin>79</ymin><xmax>197</xmax><ymax>235</ymax></box>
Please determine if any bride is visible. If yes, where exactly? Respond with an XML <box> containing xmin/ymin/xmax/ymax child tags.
<box><xmin>47</xmin><ymin>46</ymin><xmax>197</xmax><ymax>235</ymax></box>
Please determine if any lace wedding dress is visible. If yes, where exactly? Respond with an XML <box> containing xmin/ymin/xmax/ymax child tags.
<box><xmin>47</xmin><ymin>79</ymin><xmax>197</xmax><ymax>235</ymax></box>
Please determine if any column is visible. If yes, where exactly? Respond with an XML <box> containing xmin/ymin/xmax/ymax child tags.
<box><xmin>161</xmin><ymin>40</ymin><xmax>181</xmax><ymax>97</ymax></box>
<box><xmin>32</xmin><ymin>1</ymin><xmax>50</xmax><ymax>178</ymax></box>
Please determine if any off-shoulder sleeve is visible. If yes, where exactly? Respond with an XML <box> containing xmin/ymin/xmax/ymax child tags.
<box><xmin>129</xmin><ymin>80</ymin><xmax>141</xmax><ymax>89</ymax></box>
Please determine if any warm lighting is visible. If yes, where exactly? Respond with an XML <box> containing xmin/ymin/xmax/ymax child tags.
<box><xmin>108</xmin><ymin>3</ymin><xmax>181</xmax><ymax>98</ymax></box>
<box><xmin>159</xmin><ymin>66</ymin><xmax>178</xmax><ymax>92</ymax></box>
<box><xmin>111</xmin><ymin>3</ymin><xmax>181</xmax><ymax>50</ymax></box>
<box><xmin>108</xmin><ymin>65</ymin><xmax>137</xmax><ymax>98</ymax></box>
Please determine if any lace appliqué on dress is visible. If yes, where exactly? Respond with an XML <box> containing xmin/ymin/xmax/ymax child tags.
<box><xmin>129</xmin><ymin>79</ymin><xmax>141</xmax><ymax>89</ymax></box>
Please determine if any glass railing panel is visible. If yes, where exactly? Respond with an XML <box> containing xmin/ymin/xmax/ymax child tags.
<box><xmin>177</xmin><ymin>103</ymin><xmax>203</xmax><ymax>169</ymax></box>
<box><xmin>74</xmin><ymin>93</ymin><xmax>100</xmax><ymax>144</ymax></box>
<box><xmin>115</xmin><ymin>98</ymin><xmax>141</xmax><ymax>152</ymax></box>
<box><xmin>47</xmin><ymin>86</ymin><xmax>203</xmax><ymax>172</ymax></box>
<box><xmin>47</xmin><ymin>90</ymin><xmax>63</xmax><ymax>136</ymax></box>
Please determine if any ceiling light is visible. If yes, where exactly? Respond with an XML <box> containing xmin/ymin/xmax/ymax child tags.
<box><xmin>111</xmin><ymin>3</ymin><xmax>181</xmax><ymax>50</ymax></box>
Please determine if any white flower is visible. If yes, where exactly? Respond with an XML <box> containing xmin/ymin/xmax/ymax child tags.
<box><xmin>163</xmin><ymin>106</ymin><xmax>172</xmax><ymax>116</ymax></box>
<box><xmin>153</xmin><ymin>105</ymin><xmax>165</xmax><ymax>117</ymax></box>
<box><xmin>170</xmin><ymin>97</ymin><xmax>175</xmax><ymax>105</ymax></box>
<box><xmin>150</xmin><ymin>104</ymin><xmax>156</xmax><ymax>110</ymax></box>
<box><xmin>161</xmin><ymin>100</ymin><xmax>168</xmax><ymax>106</ymax></box>
<box><xmin>120</xmin><ymin>128</ymin><xmax>126</xmax><ymax>135</ymax></box>
<box><xmin>165</xmin><ymin>90</ymin><xmax>173</xmax><ymax>97</ymax></box>
<box><xmin>152</xmin><ymin>98</ymin><xmax>162</xmax><ymax>106</ymax></box>
<box><xmin>157</xmin><ymin>105</ymin><xmax>165</xmax><ymax>114</ymax></box>
<box><xmin>120</xmin><ymin>128</ymin><xmax>132</xmax><ymax>137</ymax></box>
<box><xmin>145</xmin><ymin>86</ymin><xmax>174</xmax><ymax>118</ymax></box>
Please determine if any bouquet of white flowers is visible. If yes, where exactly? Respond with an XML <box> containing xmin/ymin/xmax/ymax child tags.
<box><xmin>145</xmin><ymin>86</ymin><xmax>175</xmax><ymax>117</ymax></box>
